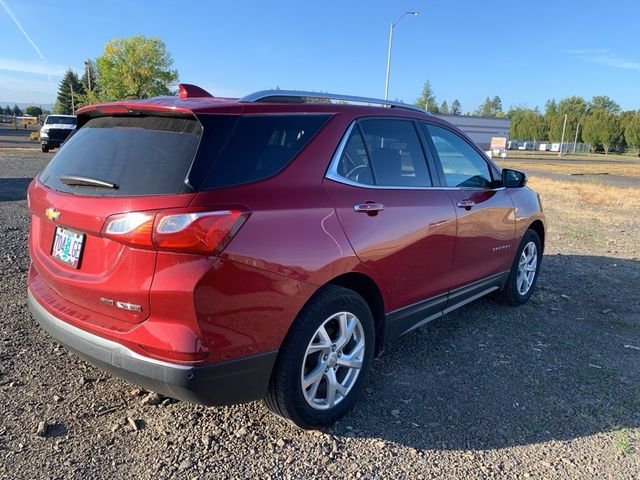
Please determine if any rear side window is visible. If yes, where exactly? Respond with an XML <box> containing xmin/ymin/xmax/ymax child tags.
<box><xmin>40</xmin><ymin>116</ymin><xmax>202</xmax><ymax>196</ymax></box>
<box><xmin>335</xmin><ymin>128</ymin><xmax>374</xmax><ymax>185</ymax></box>
<box><xmin>423</xmin><ymin>123</ymin><xmax>493</xmax><ymax>188</ymax></box>
<box><xmin>203</xmin><ymin>115</ymin><xmax>330</xmax><ymax>189</ymax></box>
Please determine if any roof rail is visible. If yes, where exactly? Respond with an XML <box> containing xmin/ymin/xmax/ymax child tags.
<box><xmin>239</xmin><ymin>90</ymin><xmax>427</xmax><ymax>114</ymax></box>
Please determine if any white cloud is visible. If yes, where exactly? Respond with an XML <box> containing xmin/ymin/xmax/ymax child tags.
<box><xmin>0</xmin><ymin>58</ymin><xmax>67</xmax><ymax>76</ymax></box>
<box><xmin>0</xmin><ymin>0</ymin><xmax>46</xmax><ymax>61</ymax></box>
<box><xmin>564</xmin><ymin>48</ymin><xmax>640</xmax><ymax>72</ymax></box>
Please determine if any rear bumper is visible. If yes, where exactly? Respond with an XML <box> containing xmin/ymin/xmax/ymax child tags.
<box><xmin>28</xmin><ymin>290</ymin><xmax>277</xmax><ymax>406</ymax></box>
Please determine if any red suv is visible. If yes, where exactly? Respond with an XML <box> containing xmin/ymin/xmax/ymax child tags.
<box><xmin>28</xmin><ymin>85</ymin><xmax>545</xmax><ymax>428</ymax></box>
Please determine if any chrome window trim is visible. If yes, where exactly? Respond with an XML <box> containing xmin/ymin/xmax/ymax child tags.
<box><xmin>325</xmin><ymin>120</ymin><xmax>505</xmax><ymax>192</ymax></box>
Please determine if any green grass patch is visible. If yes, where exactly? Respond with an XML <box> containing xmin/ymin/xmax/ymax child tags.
<box><xmin>613</xmin><ymin>428</ymin><xmax>633</xmax><ymax>455</ymax></box>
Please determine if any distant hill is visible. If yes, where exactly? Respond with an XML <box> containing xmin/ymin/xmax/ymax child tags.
<box><xmin>0</xmin><ymin>101</ymin><xmax>54</xmax><ymax>111</ymax></box>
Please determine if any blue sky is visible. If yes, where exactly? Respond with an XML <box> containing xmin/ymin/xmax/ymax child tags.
<box><xmin>1</xmin><ymin>0</ymin><xmax>639</xmax><ymax>112</ymax></box>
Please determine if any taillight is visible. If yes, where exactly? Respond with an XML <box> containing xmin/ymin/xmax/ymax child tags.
<box><xmin>154</xmin><ymin>210</ymin><xmax>246</xmax><ymax>254</ymax></box>
<box><xmin>102</xmin><ymin>209</ymin><xmax>247</xmax><ymax>255</ymax></box>
<box><xmin>102</xmin><ymin>211</ymin><xmax>155</xmax><ymax>248</ymax></box>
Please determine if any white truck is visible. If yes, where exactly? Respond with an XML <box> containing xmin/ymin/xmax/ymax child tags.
<box><xmin>39</xmin><ymin>114</ymin><xmax>77</xmax><ymax>152</ymax></box>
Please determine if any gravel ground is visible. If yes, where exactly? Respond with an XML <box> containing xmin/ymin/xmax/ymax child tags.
<box><xmin>1</xmin><ymin>149</ymin><xmax>638</xmax><ymax>479</ymax></box>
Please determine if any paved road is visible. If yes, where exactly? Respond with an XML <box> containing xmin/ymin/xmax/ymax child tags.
<box><xmin>0</xmin><ymin>125</ymin><xmax>39</xmax><ymax>149</ymax></box>
<box><xmin>522</xmin><ymin>168</ymin><xmax>639</xmax><ymax>188</ymax></box>
<box><xmin>504</xmin><ymin>154</ymin><xmax>640</xmax><ymax>166</ymax></box>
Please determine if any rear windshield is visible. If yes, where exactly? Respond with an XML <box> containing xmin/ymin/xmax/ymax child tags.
<box><xmin>46</xmin><ymin>116</ymin><xmax>76</xmax><ymax>125</ymax></box>
<box><xmin>202</xmin><ymin>114</ymin><xmax>330</xmax><ymax>189</ymax></box>
<box><xmin>39</xmin><ymin>116</ymin><xmax>202</xmax><ymax>196</ymax></box>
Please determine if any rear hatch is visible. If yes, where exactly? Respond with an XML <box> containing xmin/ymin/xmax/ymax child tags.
<box><xmin>29</xmin><ymin>112</ymin><xmax>206</xmax><ymax>327</ymax></box>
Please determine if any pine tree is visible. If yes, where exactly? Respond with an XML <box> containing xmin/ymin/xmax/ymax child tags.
<box><xmin>451</xmin><ymin>99</ymin><xmax>462</xmax><ymax>115</ymax></box>
<box><xmin>414</xmin><ymin>80</ymin><xmax>439</xmax><ymax>113</ymax></box>
<box><xmin>439</xmin><ymin>100</ymin><xmax>449</xmax><ymax>115</ymax></box>
<box><xmin>54</xmin><ymin>69</ymin><xmax>84</xmax><ymax>114</ymax></box>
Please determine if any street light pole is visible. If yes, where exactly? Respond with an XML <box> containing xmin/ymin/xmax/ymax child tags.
<box><xmin>384</xmin><ymin>11</ymin><xmax>418</xmax><ymax>100</ymax></box>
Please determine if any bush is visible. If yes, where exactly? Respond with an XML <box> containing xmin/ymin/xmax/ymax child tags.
<box><xmin>29</xmin><ymin>131</ymin><xmax>40</xmax><ymax>141</ymax></box>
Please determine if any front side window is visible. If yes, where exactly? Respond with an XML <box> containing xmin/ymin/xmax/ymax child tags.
<box><xmin>423</xmin><ymin>123</ymin><xmax>493</xmax><ymax>188</ymax></box>
<box><xmin>331</xmin><ymin>119</ymin><xmax>431</xmax><ymax>188</ymax></box>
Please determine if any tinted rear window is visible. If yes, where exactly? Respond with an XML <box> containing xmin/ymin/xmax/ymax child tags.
<box><xmin>39</xmin><ymin>116</ymin><xmax>202</xmax><ymax>196</ymax></box>
<box><xmin>203</xmin><ymin>114</ymin><xmax>330</xmax><ymax>189</ymax></box>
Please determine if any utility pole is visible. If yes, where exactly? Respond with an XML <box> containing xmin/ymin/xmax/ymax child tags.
<box><xmin>85</xmin><ymin>60</ymin><xmax>92</xmax><ymax>91</ymax></box>
<box><xmin>572</xmin><ymin>122</ymin><xmax>580</xmax><ymax>154</ymax></box>
<box><xmin>70</xmin><ymin>82</ymin><xmax>75</xmax><ymax>115</ymax></box>
<box><xmin>558</xmin><ymin>113</ymin><xmax>567</xmax><ymax>157</ymax></box>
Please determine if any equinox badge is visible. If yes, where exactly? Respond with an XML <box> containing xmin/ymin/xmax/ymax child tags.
<box><xmin>45</xmin><ymin>207</ymin><xmax>60</xmax><ymax>222</ymax></box>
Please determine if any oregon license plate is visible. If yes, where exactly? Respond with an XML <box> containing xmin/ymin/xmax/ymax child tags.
<box><xmin>51</xmin><ymin>227</ymin><xmax>85</xmax><ymax>268</ymax></box>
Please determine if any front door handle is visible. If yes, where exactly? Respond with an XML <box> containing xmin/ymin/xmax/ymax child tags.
<box><xmin>354</xmin><ymin>202</ymin><xmax>385</xmax><ymax>213</ymax></box>
<box><xmin>456</xmin><ymin>199</ymin><xmax>475</xmax><ymax>209</ymax></box>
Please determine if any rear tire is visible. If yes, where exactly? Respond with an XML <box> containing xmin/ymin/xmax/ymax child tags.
<box><xmin>264</xmin><ymin>285</ymin><xmax>375</xmax><ymax>429</ymax></box>
<box><xmin>497</xmin><ymin>229</ymin><xmax>542</xmax><ymax>306</ymax></box>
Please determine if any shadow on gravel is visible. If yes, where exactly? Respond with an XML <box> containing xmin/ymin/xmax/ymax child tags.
<box><xmin>0</xmin><ymin>177</ymin><xmax>32</xmax><ymax>201</ymax></box>
<box><xmin>334</xmin><ymin>254</ymin><xmax>640</xmax><ymax>451</ymax></box>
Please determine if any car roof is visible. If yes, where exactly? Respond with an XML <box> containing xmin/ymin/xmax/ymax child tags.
<box><xmin>76</xmin><ymin>83</ymin><xmax>435</xmax><ymax>120</ymax></box>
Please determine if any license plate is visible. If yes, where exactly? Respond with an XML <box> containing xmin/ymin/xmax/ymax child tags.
<box><xmin>51</xmin><ymin>227</ymin><xmax>85</xmax><ymax>269</ymax></box>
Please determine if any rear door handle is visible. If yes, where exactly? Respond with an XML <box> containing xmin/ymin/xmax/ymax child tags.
<box><xmin>354</xmin><ymin>203</ymin><xmax>385</xmax><ymax>213</ymax></box>
<box><xmin>456</xmin><ymin>199</ymin><xmax>475</xmax><ymax>209</ymax></box>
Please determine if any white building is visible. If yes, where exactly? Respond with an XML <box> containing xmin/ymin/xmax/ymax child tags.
<box><xmin>435</xmin><ymin>114</ymin><xmax>511</xmax><ymax>150</ymax></box>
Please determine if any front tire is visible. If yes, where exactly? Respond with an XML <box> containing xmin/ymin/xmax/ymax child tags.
<box><xmin>264</xmin><ymin>285</ymin><xmax>375</xmax><ymax>429</ymax></box>
<box><xmin>41</xmin><ymin>145</ymin><xmax>49</xmax><ymax>153</ymax></box>
<box><xmin>498</xmin><ymin>229</ymin><xmax>542</xmax><ymax>306</ymax></box>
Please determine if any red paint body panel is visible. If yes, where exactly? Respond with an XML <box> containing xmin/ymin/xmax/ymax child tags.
<box><xmin>323</xmin><ymin>180</ymin><xmax>457</xmax><ymax>311</ymax></box>
<box><xmin>445</xmin><ymin>188</ymin><xmax>516</xmax><ymax>289</ymax></box>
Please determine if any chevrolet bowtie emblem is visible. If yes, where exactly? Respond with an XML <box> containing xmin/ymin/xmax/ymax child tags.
<box><xmin>45</xmin><ymin>207</ymin><xmax>60</xmax><ymax>222</ymax></box>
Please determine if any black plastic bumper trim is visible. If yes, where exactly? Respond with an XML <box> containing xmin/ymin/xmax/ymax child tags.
<box><xmin>28</xmin><ymin>290</ymin><xmax>277</xmax><ymax>406</ymax></box>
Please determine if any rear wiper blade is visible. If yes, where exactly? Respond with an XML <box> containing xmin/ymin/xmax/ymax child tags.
<box><xmin>59</xmin><ymin>175</ymin><xmax>118</xmax><ymax>189</ymax></box>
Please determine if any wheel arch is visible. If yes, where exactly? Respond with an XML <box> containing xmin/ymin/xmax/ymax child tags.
<box><xmin>528</xmin><ymin>220</ymin><xmax>545</xmax><ymax>253</ymax></box>
<box><xmin>327</xmin><ymin>272</ymin><xmax>386</xmax><ymax>357</ymax></box>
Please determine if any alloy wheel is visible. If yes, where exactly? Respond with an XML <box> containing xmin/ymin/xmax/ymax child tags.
<box><xmin>301</xmin><ymin>311</ymin><xmax>366</xmax><ymax>410</ymax></box>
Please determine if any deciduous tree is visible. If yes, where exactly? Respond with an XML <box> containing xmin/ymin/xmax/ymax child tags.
<box><xmin>624</xmin><ymin>113</ymin><xmax>640</xmax><ymax>156</ymax></box>
<box><xmin>589</xmin><ymin>95</ymin><xmax>621</xmax><ymax>115</ymax></box>
<box><xmin>24</xmin><ymin>105</ymin><xmax>42</xmax><ymax>117</ymax></box>
<box><xmin>582</xmin><ymin>111</ymin><xmax>622</xmax><ymax>155</ymax></box>
<box><xmin>96</xmin><ymin>36</ymin><xmax>178</xmax><ymax>100</ymax></box>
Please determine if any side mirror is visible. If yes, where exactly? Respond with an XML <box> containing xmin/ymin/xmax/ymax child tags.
<box><xmin>501</xmin><ymin>168</ymin><xmax>527</xmax><ymax>188</ymax></box>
